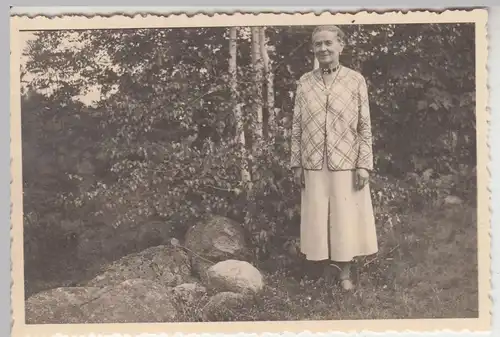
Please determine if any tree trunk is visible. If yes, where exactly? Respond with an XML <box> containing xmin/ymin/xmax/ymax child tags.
<box><xmin>229</xmin><ymin>27</ymin><xmax>251</xmax><ymax>186</ymax></box>
<box><xmin>243</xmin><ymin>26</ymin><xmax>265</xmax><ymax>237</ymax></box>
<box><xmin>251</xmin><ymin>27</ymin><xmax>263</xmax><ymax>141</ymax></box>
<box><xmin>259</xmin><ymin>27</ymin><xmax>275</xmax><ymax>141</ymax></box>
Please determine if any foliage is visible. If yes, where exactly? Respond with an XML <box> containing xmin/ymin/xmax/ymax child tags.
<box><xmin>21</xmin><ymin>23</ymin><xmax>477</xmax><ymax>284</ymax></box>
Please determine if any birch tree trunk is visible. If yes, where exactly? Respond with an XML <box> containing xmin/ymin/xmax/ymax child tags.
<box><xmin>251</xmin><ymin>27</ymin><xmax>263</xmax><ymax>141</ymax></box>
<box><xmin>229</xmin><ymin>27</ymin><xmax>251</xmax><ymax>186</ymax></box>
<box><xmin>259</xmin><ymin>26</ymin><xmax>275</xmax><ymax>141</ymax></box>
<box><xmin>242</xmin><ymin>26</ymin><xmax>264</xmax><ymax>234</ymax></box>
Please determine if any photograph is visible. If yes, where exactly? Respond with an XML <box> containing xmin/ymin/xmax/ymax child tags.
<box><xmin>10</xmin><ymin>8</ymin><xmax>491</xmax><ymax>336</ymax></box>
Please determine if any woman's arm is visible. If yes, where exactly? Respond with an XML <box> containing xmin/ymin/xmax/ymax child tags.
<box><xmin>290</xmin><ymin>81</ymin><xmax>303</xmax><ymax>169</ymax></box>
<box><xmin>356</xmin><ymin>75</ymin><xmax>374</xmax><ymax>172</ymax></box>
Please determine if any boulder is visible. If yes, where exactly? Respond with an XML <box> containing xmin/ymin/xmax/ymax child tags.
<box><xmin>184</xmin><ymin>215</ymin><xmax>249</xmax><ymax>277</ymax></box>
<box><xmin>25</xmin><ymin>279</ymin><xmax>180</xmax><ymax>324</ymax></box>
<box><xmin>86</xmin><ymin>245</ymin><xmax>192</xmax><ymax>288</ymax></box>
<box><xmin>25</xmin><ymin>286</ymin><xmax>103</xmax><ymax>324</ymax></box>
<box><xmin>169</xmin><ymin>282</ymin><xmax>207</xmax><ymax>307</ymax></box>
<box><xmin>193</xmin><ymin>259</ymin><xmax>214</xmax><ymax>284</ymax></box>
<box><xmin>80</xmin><ymin>279</ymin><xmax>178</xmax><ymax>323</ymax></box>
<box><xmin>205</xmin><ymin>260</ymin><xmax>264</xmax><ymax>295</ymax></box>
<box><xmin>202</xmin><ymin>292</ymin><xmax>247</xmax><ymax>321</ymax></box>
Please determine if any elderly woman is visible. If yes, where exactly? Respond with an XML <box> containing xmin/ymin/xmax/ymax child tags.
<box><xmin>290</xmin><ymin>25</ymin><xmax>378</xmax><ymax>291</ymax></box>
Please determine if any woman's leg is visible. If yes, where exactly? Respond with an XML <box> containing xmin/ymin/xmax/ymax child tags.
<box><xmin>334</xmin><ymin>260</ymin><xmax>354</xmax><ymax>291</ymax></box>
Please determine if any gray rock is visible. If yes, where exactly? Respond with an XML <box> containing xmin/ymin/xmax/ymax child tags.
<box><xmin>25</xmin><ymin>287</ymin><xmax>103</xmax><ymax>324</ymax></box>
<box><xmin>25</xmin><ymin>279</ymin><xmax>180</xmax><ymax>324</ymax></box>
<box><xmin>206</xmin><ymin>260</ymin><xmax>264</xmax><ymax>295</ymax></box>
<box><xmin>184</xmin><ymin>215</ymin><xmax>249</xmax><ymax>277</ymax></box>
<box><xmin>202</xmin><ymin>291</ymin><xmax>247</xmax><ymax>321</ymax></box>
<box><xmin>169</xmin><ymin>282</ymin><xmax>207</xmax><ymax>307</ymax></box>
<box><xmin>86</xmin><ymin>245</ymin><xmax>192</xmax><ymax>288</ymax></box>
<box><xmin>81</xmin><ymin>279</ymin><xmax>178</xmax><ymax>323</ymax></box>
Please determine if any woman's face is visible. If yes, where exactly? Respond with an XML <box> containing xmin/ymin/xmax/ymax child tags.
<box><xmin>312</xmin><ymin>30</ymin><xmax>344</xmax><ymax>66</ymax></box>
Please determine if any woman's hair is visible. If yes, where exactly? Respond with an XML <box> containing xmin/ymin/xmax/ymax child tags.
<box><xmin>312</xmin><ymin>25</ymin><xmax>346</xmax><ymax>45</ymax></box>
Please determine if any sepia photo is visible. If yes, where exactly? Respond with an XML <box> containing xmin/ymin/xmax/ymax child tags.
<box><xmin>10</xmin><ymin>8</ymin><xmax>491</xmax><ymax>336</ymax></box>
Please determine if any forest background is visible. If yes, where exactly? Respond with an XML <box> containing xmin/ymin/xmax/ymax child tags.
<box><xmin>20</xmin><ymin>23</ymin><xmax>478</xmax><ymax>319</ymax></box>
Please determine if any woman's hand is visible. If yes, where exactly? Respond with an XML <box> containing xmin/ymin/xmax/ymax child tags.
<box><xmin>355</xmin><ymin>168</ymin><xmax>369</xmax><ymax>190</ymax></box>
<box><xmin>293</xmin><ymin>167</ymin><xmax>305</xmax><ymax>189</ymax></box>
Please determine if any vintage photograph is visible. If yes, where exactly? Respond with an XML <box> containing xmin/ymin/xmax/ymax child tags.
<box><xmin>10</xmin><ymin>8</ymin><xmax>490</xmax><ymax>336</ymax></box>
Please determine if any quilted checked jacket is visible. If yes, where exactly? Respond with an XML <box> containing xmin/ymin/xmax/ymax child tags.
<box><xmin>290</xmin><ymin>65</ymin><xmax>374</xmax><ymax>171</ymax></box>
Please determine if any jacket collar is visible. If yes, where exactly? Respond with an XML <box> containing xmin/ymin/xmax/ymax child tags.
<box><xmin>311</xmin><ymin>65</ymin><xmax>345</xmax><ymax>90</ymax></box>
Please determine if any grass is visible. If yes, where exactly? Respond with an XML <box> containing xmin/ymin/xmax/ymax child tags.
<box><xmin>24</xmin><ymin>199</ymin><xmax>479</xmax><ymax>322</ymax></box>
<box><xmin>187</xmin><ymin>203</ymin><xmax>479</xmax><ymax>322</ymax></box>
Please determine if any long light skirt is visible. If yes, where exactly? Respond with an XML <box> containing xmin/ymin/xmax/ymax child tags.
<box><xmin>300</xmin><ymin>163</ymin><xmax>379</xmax><ymax>262</ymax></box>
